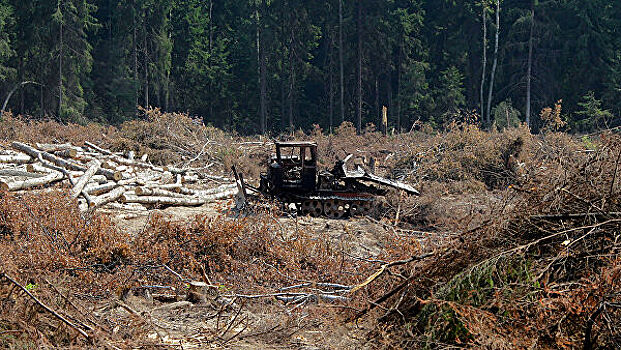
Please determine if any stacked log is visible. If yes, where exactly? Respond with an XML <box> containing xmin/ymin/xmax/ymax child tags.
<box><xmin>0</xmin><ymin>141</ymin><xmax>238</xmax><ymax>213</ymax></box>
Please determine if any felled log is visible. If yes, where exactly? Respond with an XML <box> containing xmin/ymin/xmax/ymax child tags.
<box><xmin>35</xmin><ymin>143</ymin><xmax>82</xmax><ymax>153</ymax></box>
<box><xmin>70</xmin><ymin>159</ymin><xmax>101</xmax><ymax>199</ymax></box>
<box><xmin>101</xmin><ymin>160</ymin><xmax>118</xmax><ymax>170</ymax></box>
<box><xmin>204</xmin><ymin>174</ymin><xmax>235</xmax><ymax>183</ymax></box>
<box><xmin>0</xmin><ymin>154</ymin><xmax>32</xmax><ymax>164</ymax></box>
<box><xmin>182</xmin><ymin>174</ymin><xmax>199</xmax><ymax>183</ymax></box>
<box><xmin>53</xmin><ymin>149</ymin><xmax>78</xmax><ymax>158</ymax></box>
<box><xmin>199</xmin><ymin>183</ymin><xmax>237</xmax><ymax>195</ymax></box>
<box><xmin>89</xmin><ymin>186</ymin><xmax>126</xmax><ymax>209</ymax></box>
<box><xmin>134</xmin><ymin>186</ymin><xmax>189</xmax><ymax>198</ymax></box>
<box><xmin>0</xmin><ymin>171</ymin><xmax>64</xmax><ymax>191</ymax></box>
<box><xmin>196</xmin><ymin>188</ymin><xmax>238</xmax><ymax>201</ymax></box>
<box><xmin>86</xmin><ymin>141</ymin><xmax>167</xmax><ymax>173</ymax></box>
<box><xmin>12</xmin><ymin>142</ymin><xmax>121</xmax><ymax>181</ymax></box>
<box><xmin>121</xmin><ymin>194</ymin><xmax>206</xmax><ymax>206</ymax></box>
<box><xmin>84</xmin><ymin>182</ymin><xmax>119</xmax><ymax>195</ymax></box>
<box><xmin>0</xmin><ymin>169</ymin><xmax>44</xmax><ymax>178</ymax></box>
<box><xmin>26</xmin><ymin>163</ymin><xmax>55</xmax><ymax>173</ymax></box>
<box><xmin>90</xmin><ymin>174</ymin><xmax>108</xmax><ymax>184</ymax></box>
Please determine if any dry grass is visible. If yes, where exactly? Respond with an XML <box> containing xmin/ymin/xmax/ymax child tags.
<box><xmin>0</xmin><ymin>111</ymin><xmax>619</xmax><ymax>348</ymax></box>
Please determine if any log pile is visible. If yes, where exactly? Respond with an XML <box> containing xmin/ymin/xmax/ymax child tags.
<box><xmin>0</xmin><ymin>141</ymin><xmax>239</xmax><ymax>212</ymax></box>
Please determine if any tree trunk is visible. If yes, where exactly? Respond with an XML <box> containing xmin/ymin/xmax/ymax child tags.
<box><xmin>525</xmin><ymin>3</ymin><xmax>534</xmax><ymax>128</ymax></box>
<box><xmin>357</xmin><ymin>0</ymin><xmax>363</xmax><ymax>134</ymax></box>
<box><xmin>396</xmin><ymin>42</ymin><xmax>402</xmax><ymax>131</ymax></box>
<box><xmin>58</xmin><ymin>4</ymin><xmax>63</xmax><ymax>117</ymax></box>
<box><xmin>40</xmin><ymin>84</ymin><xmax>44</xmax><ymax>117</ymax></box>
<box><xmin>133</xmin><ymin>2</ymin><xmax>138</xmax><ymax>111</ymax></box>
<box><xmin>480</xmin><ymin>4</ymin><xmax>487</xmax><ymax>125</ymax></box>
<box><xmin>375</xmin><ymin>77</ymin><xmax>379</xmax><ymax>130</ymax></box>
<box><xmin>281</xmin><ymin>67</ymin><xmax>286</xmax><ymax>132</ymax></box>
<box><xmin>288</xmin><ymin>26</ymin><xmax>295</xmax><ymax>131</ymax></box>
<box><xmin>387</xmin><ymin>67</ymin><xmax>393</xmax><ymax>133</ymax></box>
<box><xmin>144</xmin><ymin>25</ymin><xmax>149</xmax><ymax>108</ymax></box>
<box><xmin>259</xmin><ymin>0</ymin><xmax>268</xmax><ymax>134</ymax></box>
<box><xmin>486</xmin><ymin>0</ymin><xmax>500</xmax><ymax>124</ymax></box>
<box><xmin>339</xmin><ymin>0</ymin><xmax>344</xmax><ymax>124</ymax></box>
<box><xmin>208</xmin><ymin>0</ymin><xmax>213</xmax><ymax>120</ymax></box>
<box><xmin>329</xmin><ymin>38</ymin><xmax>334</xmax><ymax>132</ymax></box>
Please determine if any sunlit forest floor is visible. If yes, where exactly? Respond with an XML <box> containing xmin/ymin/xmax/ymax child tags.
<box><xmin>0</xmin><ymin>110</ymin><xmax>619</xmax><ymax>349</ymax></box>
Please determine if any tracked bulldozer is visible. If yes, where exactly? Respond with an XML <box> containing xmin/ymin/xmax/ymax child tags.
<box><xmin>255</xmin><ymin>141</ymin><xmax>418</xmax><ymax>218</ymax></box>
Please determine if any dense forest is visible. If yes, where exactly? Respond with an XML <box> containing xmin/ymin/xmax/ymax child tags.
<box><xmin>0</xmin><ymin>0</ymin><xmax>619</xmax><ymax>134</ymax></box>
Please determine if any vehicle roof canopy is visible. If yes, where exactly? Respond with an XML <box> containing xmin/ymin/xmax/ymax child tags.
<box><xmin>275</xmin><ymin>141</ymin><xmax>317</xmax><ymax>147</ymax></box>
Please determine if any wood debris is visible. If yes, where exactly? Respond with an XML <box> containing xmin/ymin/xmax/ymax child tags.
<box><xmin>0</xmin><ymin>141</ymin><xmax>238</xmax><ymax>213</ymax></box>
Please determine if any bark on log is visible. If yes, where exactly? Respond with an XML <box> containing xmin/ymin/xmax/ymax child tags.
<box><xmin>197</xmin><ymin>188</ymin><xmax>238</xmax><ymax>201</ymax></box>
<box><xmin>135</xmin><ymin>186</ymin><xmax>190</xmax><ymax>198</ymax></box>
<box><xmin>182</xmin><ymin>174</ymin><xmax>199</xmax><ymax>183</ymax></box>
<box><xmin>35</xmin><ymin>143</ymin><xmax>82</xmax><ymax>153</ymax></box>
<box><xmin>26</xmin><ymin>163</ymin><xmax>55</xmax><ymax>174</ymax></box>
<box><xmin>0</xmin><ymin>154</ymin><xmax>32</xmax><ymax>164</ymax></box>
<box><xmin>0</xmin><ymin>169</ymin><xmax>45</xmax><ymax>178</ymax></box>
<box><xmin>53</xmin><ymin>149</ymin><xmax>78</xmax><ymax>158</ymax></box>
<box><xmin>101</xmin><ymin>160</ymin><xmax>118</xmax><ymax>170</ymax></box>
<box><xmin>87</xmin><ymin>141</ymin><xmax>167</xmax><ymax>172</ymax></box>
<box><xmin>70</xmin><ymin>160</ymin><xmax>101</xmax><ymax>199</ymax></box>
<box><xmin>89</xmin><ymin>186</ymin><xmax>126</xmax><ymax>208</ymax></box>
<box><xmin>121</xmin><ymin>194</ymin><xmax>206</xmax><ymax>206</ymax></box>
<box><xmin>200</xmin><ymin>183</ymin><xmax>238</xmax><ymax>194</ymax></box>
<box><xmin>90</xmin><ymin>174</ymin><xmax>107</xmax><ymax>184</ymax></box>
<box><xmin>12</xmin><ymin>142</ymin><xmax>121</xmax><ymax>181</ymax></box>
<box><xmin>84</xmin><ymin>182</ymin><xmax>119</xmax><ymax>195</ymax></box>
<box><xmin>0</xmin><ymin>171</ymin><xmax>64</xmax><ymax>191</ymax></box>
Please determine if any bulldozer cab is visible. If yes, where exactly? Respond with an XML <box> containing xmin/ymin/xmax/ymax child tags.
<box><xmin>272</xmin><ymin>141</ymin><xmax>317</xmax><ymax>192</ymax></box>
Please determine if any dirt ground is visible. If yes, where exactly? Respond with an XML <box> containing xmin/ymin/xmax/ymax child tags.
<box><xmin>99</xmin><ymin>199</ymin><xmax>400</xmax><ymax>349</ymax></box>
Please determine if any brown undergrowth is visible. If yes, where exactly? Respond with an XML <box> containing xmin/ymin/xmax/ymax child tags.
<box><xmin>0</xmin><ymin>112</ymin><xmax>618</xmax><ymax>348</ymax></box>
<box><xmin>370</xmin><ymin>134</ymin><xmax>621</xmax><ymax>349</ymax></box>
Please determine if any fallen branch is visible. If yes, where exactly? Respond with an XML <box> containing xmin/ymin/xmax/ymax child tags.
<box><xmin>0</xmin><ymin>272</ymin><xmax>90</xmax><ymax>340</ymax></box>
<box><xmin>349</xmin><ymin>253</ymin><xmax>433</xmax><ymax>294</ymax></box>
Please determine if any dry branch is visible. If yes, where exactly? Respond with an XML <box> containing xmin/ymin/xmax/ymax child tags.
<box><xmin>0</xmin><ymin>272</ymin><xmax>90</xmax><ymax>340</ymax></box>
